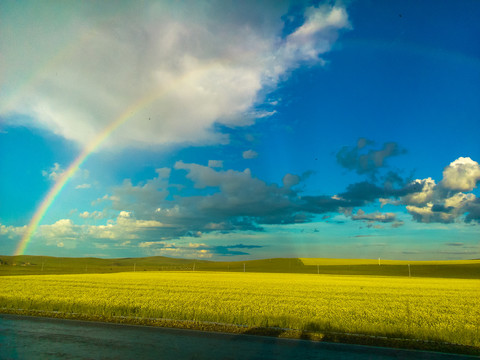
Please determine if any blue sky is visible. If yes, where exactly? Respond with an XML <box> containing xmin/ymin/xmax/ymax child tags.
<box><xmin>1</xmin><ymin>0</ymin><xmax>479</xmax><ymax>260</ymax></box>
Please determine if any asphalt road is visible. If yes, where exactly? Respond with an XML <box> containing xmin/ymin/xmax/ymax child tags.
<box><xmin>0</xmin><ymin>314</ymin><xmax>478</xmax><ymax>360</ymax></box>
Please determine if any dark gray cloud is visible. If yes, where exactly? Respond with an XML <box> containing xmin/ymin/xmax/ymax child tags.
<box><xmin>142</xmin><ymin>242</ymin><xmax>262</xmax><ymax>257</ymax></box>
<box><xmin>336</xmin><ymin>138</ymin><xmax>407</xmax><ymax>179</ymax></box>
<box><xmin>300</xmin><ymin>195</ymin><xmax>348</xmax><ymax>214</ymax></box>
<box><xmin>337</xmin><ymin>180</ymin><xmax>424</xmax><ymax>207</ymax></box>
<box><xmin>200</xmin><ymin>244</ymin><xmax>263</xmax><ymax>256</ymax></box>
<box><xmin>351</xmin><ymin>209</ymin><xmax>396</xmax><ymax>223</ymax></box>
<box><xmin>97</xmin><ymin>154</ymin><xmax>479</xmax><ymax>243</ymax></box>
<box><xmin>407</xmin><ymin>206</ymin><xmax>455</xmax><ymax>224</ymax></box>
<box><xmin>431</xmin><ymin>204</ymin><xmax>454</xmax><ymax>213</ymax></box>
<box><xmin>465</xmin><ymin>198</ymin><xmax>480</xmax><ymax>223</ymax></box>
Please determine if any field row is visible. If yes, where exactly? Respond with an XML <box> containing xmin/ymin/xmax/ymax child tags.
<box><xmin>1</xmin><ymin>271</ymin><xmax>479</xmax><ymax>348</ymax></box>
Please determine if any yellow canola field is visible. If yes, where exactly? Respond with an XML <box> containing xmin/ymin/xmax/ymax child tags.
<box><xmin>1</xmin><ymin>271</ymin><xmax>479</xmax><ymax>347</ymax></box>
<box><xmin>299</xmin><ymin>258</ymin><xmax>480</xmax><ymax>265</ymax></box>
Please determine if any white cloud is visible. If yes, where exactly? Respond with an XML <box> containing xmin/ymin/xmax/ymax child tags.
<box><xmin>119</xmin><ymin>211</ymin><xmax>132</xmax><ymax>218</ymax></box>
<box><xmin>281</xmin><ymin>5</ymin><xmax>350</xmax><ymax>66</ymax></box>
<box><xmin>381</xmin><ymin>177</ymin><xmax>436</xmax><ymax>207</ymax></box>
<box><xmin>79</xmin><ymin>210</ymin><xmax>105</xmax><ymax>220</ymax></box>
<box><xmin>441</xmin><ymin>157</ymin><xmax>480</xmax><ymax>192</ymax></box>
<box><xmin>377</xmin><ymin>157</ymin><xmax>480</xmax><ymax>224</ymax></box>
<box><xmin>38</xmin><ymin>219</ymin><xmax>80</xmax><ymax>248</ymax></box>
<box><xmin>40</xmin><ymin>219</ymin><xmax>76</xmax><ymax>237</ymax></box>
<box><xmin>444</xmin><ymin>192</ymin><xmax>476</xmax><ymax>209</ymax></box>
<box><xmin>401</xmin><ymin>178</ymin><xmax>436</xmax><ymax>206</ymax></box>
<box><xmin>405</xmin><ymin>191</ymin><xmax>478</xmax><ymax>224</ymax></box>
<box><xmin>242</xmin><ymin>149</ymin><xmax>258</xmax><ymax>159</ymax></box>
<box><xmin>42</xmin><ymin>163</ymin><xmax>64</xmax><ymax>182</ymax></box>
<box><xmin>42</xmin><ymin>163</ymin><xmax>89</xmax><ymax>183</ymax></box>
<box><xmin>110</xmin><ymin>168</ymin><xmax>171</xmax><ymax>217</ymax></box>
<box><xmin>0</xmin><ymin>211</ymin><xmax>175</xmax><ymax>250</ymax></box>
<box><xmin>1</xmin><ymin>1</ymin><xmax>349</xmax><ymax>149</ymax></box>
<box><xmin>75</xmin><ymin>183</ymin><xmax>91</xmax><ymax>189</ymax></box>
<box><xmin>0</xmin><ymin>224</ymin><xmax>26</xmax><ymax>239</ymax></box>
<box><xmin>406</xmin><ymin>203</ymin><xmax>456</xmax><ymax>224</ymax></box>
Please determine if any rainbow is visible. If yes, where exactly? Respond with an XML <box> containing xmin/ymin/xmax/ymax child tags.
<box><xmin>14</xmin><ymin>62</ymin><xmax>220</xmax><ymax>255</ymax></box>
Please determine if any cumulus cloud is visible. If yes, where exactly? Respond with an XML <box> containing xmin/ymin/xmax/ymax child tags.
<box><xmin>0</xmin><ymin>212</ymin><xmax>177</xmax><ymax>251</ymax></box>
<box><xmin>37</xmin><ymin>219</ymin><xmax>81</xmax><ymax>248</ymax></box>
<box><xmin>92</xmin><ymin>161</ymin><xmax>324</xmax><ymax>239</ymax></box>
<box><xmin>103</xmin><ymin>160</ymin><xmax>422</xmax><ymax>239</ymax></box>
<box><xmin>400</xmin><ymin>165</ymin><xmax>480</xmax><ymax>223</ymax></box>
<box><xmin>242</xmin><ymin>149</ymin><xmax>259</xmax><ymax>159</ymax></box>
<box><xmin>29</xmin><ymin>155</ymin><xmax>480</xmax><ymax>251</ymax></box>
<box><xmin>6</xmin><ymin>154</ymin><xmax>480</xmax><ymax>252</ymax></box>
<box><xmin>376</xmin><ymin>157</ymin><xmax>480</xmax><ymax>224</ymax></box>
<box><xmin>317</xmin><ymin>154</ymin><xmax>480</xmax><ymax>224</ymax></box>
<box><xmin>0</xmin><ymin>224</ymin><xmax>26</xmax><ymax>239</ymax></box>
<box><xmin>406</xmin><ymin>203</ymin><xmax>456</xmax><ymax>224</ymax></box>
<box><xmin>173</xmin><ymin>161</ymin><xmax>301</xmax><ymax>224</ymax></box>
<box><xmin>1</xmin><ymin>1</ymin><xmax>350</xmax><ymax>149</ymax></box>
<box><xmin>418</xmin><ymin>192</ymin><xmax>476</xmax><ymax>223</ymax></box>
<box><xmin>440</xmin><ymin>157</ymin><xmax>480</xmax><ymax>192</ymax></box>
<box><xmin>110</xmin><ymin>168</ymin><xmax>171</xmax><ymax>218</ymax></box>
<box><xmin>387</xmin><ymin>178</ymin><xmax>436</xmax><ymax>206</ymax></box>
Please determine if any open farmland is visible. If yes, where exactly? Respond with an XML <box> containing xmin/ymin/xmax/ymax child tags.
<box><xmin>1</xmin><ymin>271</ymin><xmax>479</xmax><ymax>352</ymax></box>
<box><xmin>1</xmin><ymin>255</ymin><xmax>479</xmax><ymax>278</ymax></box>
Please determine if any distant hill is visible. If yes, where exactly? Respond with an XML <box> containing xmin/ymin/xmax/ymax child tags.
<box><xmin>0</xmin><ymin>254</ymin><xmax>479</xmax><ymax>279</ymax></box>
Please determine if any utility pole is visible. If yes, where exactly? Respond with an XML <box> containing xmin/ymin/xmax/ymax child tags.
<box><xmin>41</xmin><ymin>262</ymin><xmax>44</xmax><ymax>271</ymax></box>
<box><xmin>408</xmin><ymin>264</ymin><xmax>411</xmax><ymax>277</ymax></box>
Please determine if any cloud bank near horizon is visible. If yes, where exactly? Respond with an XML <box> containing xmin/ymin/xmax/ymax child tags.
<box><xmin>2</xmin><ymin>145</ymin><xmax>478</xmax><ymax>255</ymax></box>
